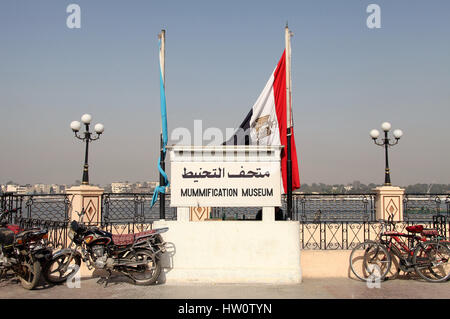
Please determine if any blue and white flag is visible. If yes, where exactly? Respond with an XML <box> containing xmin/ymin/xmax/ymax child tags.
<box><xmin>151</xmin><ymin>37</ymin><xmax>170</xmax><ymax>208</ymax></box>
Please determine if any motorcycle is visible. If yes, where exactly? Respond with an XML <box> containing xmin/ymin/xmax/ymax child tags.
<box><xmin>0</xmin><ymin>208</ymin><xmax>53</xmax><ymax>290</ymax></box>
<box><xmin>44</xmin><ymin>209</ymin><xmax>168</xmax><ymax>286</ymax></box>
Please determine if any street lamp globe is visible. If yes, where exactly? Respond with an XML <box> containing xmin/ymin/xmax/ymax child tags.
<box><xmin>70</xmin><ymin>121</ymin><xmax>81</xmax><ymax>132</ymax></box>
<box><xmin>81</xmin><ymin>113</ymin><xmax>92</xmax><ymax>124</ymax></box>
<box><xmin>94</xmin><ymin>123</ymin><xmax>104</xmax><ymax>134</ymax></box>
<box><xmin>393</xmin><ymin>129</ymin><xmax>403</xmax><ymax>139</ymax></box>
<box><xmin>369</xmin><ymin>129</ymin><xmax>380</xmax><ymax>139</ymax></box>
<box><xmin>71</xmin><ymin>114</ymin><xmax>104</xmax><ymax>186</ymax></box>
<box><xmin>370</xmin><ymin>121</ymin><xmax>403</xmax><ymax>186</ymax></box>
<box><xmin>381</xmin><ymin>122</ymin><xmax>391</xmax><ymax>132</ymax></box>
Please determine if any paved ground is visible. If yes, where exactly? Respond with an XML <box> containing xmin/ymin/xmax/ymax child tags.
<box><xmin>0</xmin><ymin>273</ymin><xmax>449</xmax><ymax>299</ymax></box>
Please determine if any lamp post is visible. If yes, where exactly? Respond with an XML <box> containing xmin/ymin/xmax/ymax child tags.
<box><xmin>70</xmin><ymin>114</ymin><xmax>104</xmax><ymax>185</ymax></box>
<box><xmin>369</xmin><ymin>122</ymin><xmax>403</xmax><ymax>186</ymax></box>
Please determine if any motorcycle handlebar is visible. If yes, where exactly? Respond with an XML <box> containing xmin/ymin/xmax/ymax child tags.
<box><xmin>71</xmin><ymin>220</ymin><xmax>88</xmax><ymax>233</ymax></box>
<box><xmin>76</xmin><ymin>209</ymin><xmax>85</xmax><ymax>218</ymax></box>
<box><xmin>1</xmin><ymin>208</ymin><xmax>18</xmax><ymax>214</ymax></box>
<box><xmin>0</xmin><ymin>208</ymin><xmax>18</xmax><ymax>222</ymax></box>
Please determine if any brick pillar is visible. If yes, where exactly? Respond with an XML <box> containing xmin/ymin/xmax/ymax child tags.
<box><xmin>373</xmin><ymin>186</ymin><xmax>405</xmax><ymax>222</ymax></box>
<box><xmin>65</xmin><ymin>185</ymin><xmax>104</xmax><ymax>279</ymax></box>
<box><xmin>66</xmin><ymin>185</ymin><xmax>104</xmax><ymax>225</ymax></box>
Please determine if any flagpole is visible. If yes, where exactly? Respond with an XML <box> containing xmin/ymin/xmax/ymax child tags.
<box><xmin>159</xmin><ymin>29</ymin><xmax>166</xmax><ymax>219</ymax></box>
<box><xmin>285</xmin><ymin>24</ymin><xmax>293</xmax><ymax>220</ymax></box>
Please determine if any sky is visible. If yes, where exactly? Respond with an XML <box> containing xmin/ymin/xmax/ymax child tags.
<box><xmin>0</xmin><ymin>0</ymin><xmax>449</xmax><ymax>187</ymax></box>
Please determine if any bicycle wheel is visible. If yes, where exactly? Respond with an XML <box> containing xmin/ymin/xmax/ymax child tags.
<box><xmin>413</xmin><ymin>241</ymin><xmax>450</xmax><ymax>283</ymax></box>
<box><xmin>349</xmin><ymin>241</ymin><xmax>391</xmax><ymax>282</ymax></box>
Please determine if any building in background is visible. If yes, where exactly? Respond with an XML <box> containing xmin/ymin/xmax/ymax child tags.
<box><xmin>6</xmin><ymin>185</ymin><xmax>18</xmax><ymax>193</ymax></box>
<box><xmin>16</xmin><ymin>185</ymin><xmax>33</xmax><ymax>195</ymax></box>
<box><xmin>111</xmin><ymin>182</ymin><xmax>132</xmax><ymax>193</ymax></box>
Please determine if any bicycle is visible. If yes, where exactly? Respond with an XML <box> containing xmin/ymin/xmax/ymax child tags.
<box><xmin>349</xmin><ymin>216</ymin><xmax>450</xmax><ymax>283</ymax></box>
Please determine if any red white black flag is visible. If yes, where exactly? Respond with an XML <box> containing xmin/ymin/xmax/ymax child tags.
<box><xmin>226</xmin><ymin>51</ymin><xmax>300</xmax><ymax>193</ymax></box>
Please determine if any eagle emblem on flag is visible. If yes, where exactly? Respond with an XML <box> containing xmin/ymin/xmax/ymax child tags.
<box><xmin>250</xmin><ymin>115</ymin><xmax>275</xmax><ymax>142</ymax></box>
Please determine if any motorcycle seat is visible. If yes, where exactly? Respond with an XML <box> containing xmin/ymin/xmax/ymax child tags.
<box><xmin>15</xmin><ymin>229</ymin><xmax>48</xmax><ymax>242</ymax></box>
<box><xmin>421</xmin><ymin>229</ymin><xmax>440</xmax><ymax>237</ymax></box>
<box><xmin>7</xmin><ymin>224</ymin><xmax>22</xmax><ymax>235</ymax></box>
<box><xmin>112</xmin><ymin>230</ymin><xmax>155</xmax><ymax>246</ymax></box>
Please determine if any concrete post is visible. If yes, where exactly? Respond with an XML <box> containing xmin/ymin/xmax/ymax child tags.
<box><xmin>373</xmin><ymin>186</ymin><xmax>405</xmax><ymax>221</ymax></box>
<box><xmin>66</xmin><ymin>185</ymin><xmax>104</xmax><ymax>225</ymax></box>
<box><xmin>177</xmin><ymin>207</ymin><xmax>190</xmax><ymax>222</ymax></box>
<box><xmin>262</xmin><ymin>207</ymin><xmax>275</xmax><ymax>222</ymax></box>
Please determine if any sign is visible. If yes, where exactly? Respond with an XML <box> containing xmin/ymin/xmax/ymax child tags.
<box><xmin>170</xmin><ymin>161</ymin><xmax>281</xmax><ymax>207</ymax></box>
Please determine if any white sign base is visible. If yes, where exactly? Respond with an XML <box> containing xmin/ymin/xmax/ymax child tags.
<box><xmin>153</xmin><ymin>219</ymin><xmax>302</xmax><ymax>284</ymax></box>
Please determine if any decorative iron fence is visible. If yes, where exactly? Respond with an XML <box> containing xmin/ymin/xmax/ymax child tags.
<box><xmin>1</xmin><ymin>192</ymin><xmax>449</xmax><ymax>249</ymax></box>
<box><xmin>101</xmin><ymin>193</ymin><xmax>176</xmax><ymax>223</ymax></box>
<box><xmin>101</xmin><ymin>193</ymin><xmax>176</xmax><ymax>234</ymax></box>
<box><xmin>189</xmin><ymin>194</ymin><xmax>377</xmax><ymax>221</ymax></box>
<box><xmin>0</xmin><ymin>193</ymin><xmax>71</xmax><ymax>248</ymax></box>
<box><xmin>403</xmin><ymin>194</ymin><xmax>450</xmax><ymax>221</ymax></box>
<box><xmin>299</xmin><ymin>219</ymin><xmax>449</xmax><ymax>250</ymax></box>
<box><xmin>292</xmin><ymin>194</ymin><xmax>376</xmax><ymax>222</ymax></box>
<box><xmin>210</xmin><ymin>207</ymin><xmax>261</xmax><ymax>220</ymax></box>
<box><xmin>1</xmin><ymin>193</ymin><xmax>71</xmax><ymax>220</ymax></box>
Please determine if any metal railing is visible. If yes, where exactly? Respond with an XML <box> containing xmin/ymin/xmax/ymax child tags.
<box><xmin>1</xmin><ymin>193</ymin><xmax>71</xmax><ymax>248</ymax></box>
<box><xmin>299</xmin><ymin>219</ymin><xmax>449</xmax><ymax>250</ymax></box>
<box><xmin>403</xmin><ymin>194</ymin><xmax>450</xmax><ymax>221</ymax></box>
<box><xmin>101</xmin><ymin>193</ymin><xmax>176</xmax><ymax>234</ymax></box>
<box><xmin>180</xmin><ymin>194</ymin><xmax>377</xmax><ymax>221</ymax></box>
<box><xmin>292</xmin><ymin>193</ymin><xmax>376</xmax><ymax>222</ymax></box>
<box><xmin>1</xmin><ymin>192</ymin><xmax>448</xmax><ymax>249</ymax></box>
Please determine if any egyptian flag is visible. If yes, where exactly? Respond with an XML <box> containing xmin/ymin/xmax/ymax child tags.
<box><xmin>225</xmin><ymin>50</ymin><xmax>300</xmax><ymax>193</ymax></box>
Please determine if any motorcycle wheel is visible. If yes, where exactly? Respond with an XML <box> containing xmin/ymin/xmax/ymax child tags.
<box><xmin>43</xmin><ymin>252</ymin><xmax>81</xmax><ymax>284</ymax></box>
<box><xmin>124</xmin><ymin>249</ymin><xmax>161</xmax><ymax>285</ymax></box>
<box><xmin>19</xmin><ymin>259</ymin><xmax>41</xmax><ymax>290</ymax></box>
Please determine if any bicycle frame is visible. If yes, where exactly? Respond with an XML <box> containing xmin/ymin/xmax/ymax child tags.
<box><xmin>374</xmin><ymin>218</ymin><xmax>424</xmax><ymax>272</ymax></box>
<box><xmin>350</xmin><ymin>217</ymin><xmax>450</xmax><ymax>282</ymax></box>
